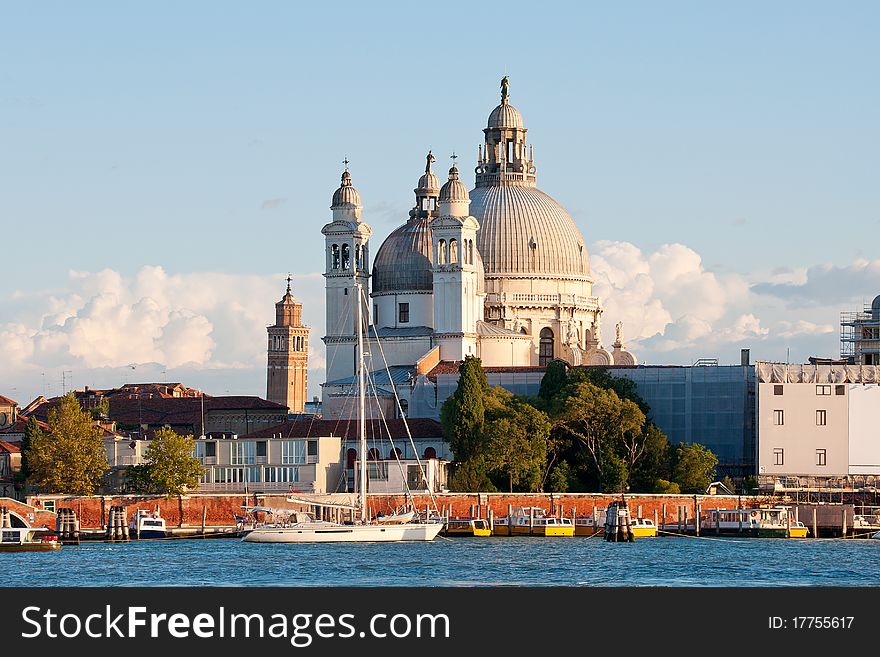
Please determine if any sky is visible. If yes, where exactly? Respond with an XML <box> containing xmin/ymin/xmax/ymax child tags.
<box><xmin>1</xmin><ymin>2</ymin><xmax>878</xmax><ymax>404</ymax></box>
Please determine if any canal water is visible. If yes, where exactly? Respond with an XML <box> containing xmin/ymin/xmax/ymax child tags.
<box><xmin>7</xmin><ymin>536</ymin><xmax>880</xmax><ymax>586</ymax></box>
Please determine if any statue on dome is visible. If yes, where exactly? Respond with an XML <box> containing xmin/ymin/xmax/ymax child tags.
<box><xmin>500</xmin><ymin>76</ymin><xmax>510</xmax><ymax>102</ymax></box>
<box><xmin>615</xmin><ymin>321</ymin><xmax>624</xmax><ymax>347</ymax></box>
<box><xmin>425</xmin><ymin>150</ymin><xmax>435</xmax><ymax>174</ymax></box>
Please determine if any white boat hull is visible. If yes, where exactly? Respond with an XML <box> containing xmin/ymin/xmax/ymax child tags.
<box><xmin>242</xmin><ymin>522</ymin><xmax>443</xmax><ymax>543</ymax></box>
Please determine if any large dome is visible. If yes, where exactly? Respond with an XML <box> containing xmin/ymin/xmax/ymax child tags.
<box><xmin>469</xmin><ymin>184</ymin><xmax>590</xmax><ymax>279</ymax></box>
<box><xmin>371</xmin><ymin>215</ymin><xmax>433</xmax><ymax>294</ymax></box>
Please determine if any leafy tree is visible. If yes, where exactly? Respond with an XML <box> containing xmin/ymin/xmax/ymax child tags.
<box><xmin>20</xmin><ymin>416</ymin><xmax>42</xmax><ymax>481</ymax></box>
<box><xmin>598</xmin><ymin>450</ymin><xmax>628</xmax><ymax>493</ymax></box>
<box><xmin>742</xmin><ymin>475</ymin><xmax>759</xmax><ymax>494</ymax></box>
<box><xmin>25</xmin><ymin>393</ymin><xmax>109</xmax><ymax>494</ymax></box>
<box><xmin>547</xmin><ymin>460</ymin><xmax>574</xmax><ymax>493</ymax></box>
<box><xmin>537</xmin><ymin>359</ymin><xmax>569</xmax><ymax>403</ymax></box>
<box><xmin>482</xmin><ymin>390</ymin><xmax>550</xmax><ymax>492</ymax></box>
<box><xmin>567</xmin><ymin>366</ymin><xmax>650</xmax><ymax>414</ymax></box>
<box><xmin>672</xmin><ymin>443</ymin><xmax>718</xmax><ymax>493</ymax></box>
<box><xmin>553</xmin><ymin>382</ymin><xmax>645</xmax><ymax>488</ymax></box>
<box><xmin>449</xmin><ymin>460</ymin><xmax>496</xmax><ymax>492</ymax></box>
<box><xmin>629</xmin><ymin>423</ymin><xmax>671</xmax><ymax>492</ymax></box>
<box><xmin>440</xmin><ymin>356</ymin><xmax>489</xmax><ymax>462</ymax></box>
<box><xmin>90</xmin><ymin>396</ymin><xmax>110</xmax><ymax>419</ymax></box>
<box><xmin>143</xmin><ymin>427</ymin><xmax>204</xmax><ymax>497</ymax></box>
<box><xmin>123</xmin><ymin>464</ymin><xmax>161</xmax><ymax>494</ymax></box>
<box><xmin>653</xmin><ymin>478</ymin><xmax>681</xmax><ymax>494</ymax></box>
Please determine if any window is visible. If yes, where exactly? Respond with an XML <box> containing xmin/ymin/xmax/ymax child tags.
<box><xmin>281</xmin><ymin>441</ymin><xmax>306</xmax><ymax>465</ymax></box>
<box><xmin>205</xmin><ymin>441</ymin><xmax>216</xmax><ymax>458</ymax></box>
<box><xmin>231</xmin><ymin>441</ymin><xmax>255</xmax><ymax>465</ymax></box>
<box><xmin>398</xmin><ymin>399</ymin><xmax>408</xmax><ymax>418</ymax></box>
<box><xmin>42</xmin><ymin>500</ymin><xmax>56</xmax><ymax>514</ymax></box>
<box><xmin>398</xmin><ymin>302</ymin><xmax>409</xmax><ymax>324</ymax></box>
<box><xmin>539</xmin><ymin>327</ymin><xmax>554</xmax><ymax>366</ymax></box>
<box><xmin>449</xmin><ymin>239</ymin><xmax>458</xmax><ymax>264</ymax></box>
<box><xmin>816</xmin><ymin>449</ymin><xmax>827</xmax><ymax>466</ymax></box>
<box><xmin>423</xmin><ymin>446</ymin><xmax>436</xmax><ymax>459</ymax></box>
<box><xmin>437</xmin><ymin>239</ymin><xmax>446</xmax><ymax>265</ymax></box>
<box><xmin>264</xmin><ymin>467</ymin><xmax>298</xmax><ymax>483</ymax></box>
<box><xmin>774</xmin><ymin>448</ymin><xmax>784</xmax><ymax>466</ymax></box>
<box><xmin>256</xmin><ymin>441</ymin><xmax>267</xmax><ymax>458</ymax></box>
<box><xmin>816</xmin><ymin>385</ymin><xmax>831</xmax><ymax>396</ymax></box>
<box><xmin>407</xmin><ymin>465</ymin><xmax>425</xmax><ymax>490</ymax></box>
<box><xmin>307</xmin><ymin>440</ymin><xmax>318</xmax><ymax>462</ymax></box>
<box><xmin>774</xmin><ymin>385</ymin><xmax>784</xmax><ymax>395</ymax></box>
<box><xmin>331</xmin><ymin>244</ymin><xmax>340</xmax><ymax>269</ymax></box>
<box><xmin>341</xmin><ymin>244</ymin><xmax>350</xmax><ymax>270</ymax></box>
<box><xmin>367</xmin><ymin>462</ymin><xmax>389</xmax><ymax>481</ymax></box>
<box><xmin>194</xmin><ymin>441</ymin><xmax>216</xmax><ymax>460</ymax></box>
<box><xmin>346</xmin><ymin>448</ymin><xmax>357</xmax><ymax>469</ymax></box>
<box><xmin>816</xmin><ymin>410</ymin><xmax>827</xmax><ymax>426</ymax></box>
<box><xmin>773</xmin><ymin>410</ymin><xmax>784</xmax><ymax>426</ymax></box>
<box><xmin>835</xmin><ymin>385</ymin><xmax>846</xmax><ymax>396</ymax></box>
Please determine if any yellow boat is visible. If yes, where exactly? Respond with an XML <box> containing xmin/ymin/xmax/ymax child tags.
<box><xmin>442</xmin><ymin>518</ymin><xmax>491</xmax><ymax>537</ymax></box>
<box><xmin>493</xmin><ymin>507</ymin><xmax>574</xmax><ymax>537</ymax></box>
<box><xmin>631</xmin><ymin>517</ymin><xmax>657</xmax><ymax>538</ymax></box>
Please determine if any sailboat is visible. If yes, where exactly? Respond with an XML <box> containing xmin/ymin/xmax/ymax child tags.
<box><xmin>243</xmin><ymin>283</ymin><xmax>443</xmax><ymax>544</ymax></box>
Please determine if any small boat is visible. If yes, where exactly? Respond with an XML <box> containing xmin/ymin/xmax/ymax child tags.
<box><xmin>442</xmin><ymin>518</ymin><xmax>491</xmax><ymax>537</ymax></box>
<box><xmin>493</xmin><ymin>507</ymin><xmax>574</xmax><ymax>537</ymax></box>
<box><xmin>130</xmin><ymin>509</ymin><xmax>167</xmax><ymax>539</ymax></box>
<box><xmin>0</xmin><ymin>526</ymin><xmax>61</xmax><ymax>552</ymax></box>
<box><xmin>631</xmin><ymin>517</ymin><xmax>658</xmax><ymax>538</ymax></box>
<box><xmin>755</xmin><ymin>507</ymin><xmax>807</xmax><ymax>538</ymax></box>
<box><xmin>375</xmin><ymin>509</ymin><xmax>416</xmax><ymax>524</ymax></box>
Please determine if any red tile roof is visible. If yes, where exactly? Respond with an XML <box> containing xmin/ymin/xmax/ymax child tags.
<box><xmin>426</xmin><ymin>361</ymin><xmax>547</xmax><ymax>379</ymax></box>
<box><xmin>0</xmin><ymin>416</ymin><xmax>49</xmax><ymax>436</ymax></box>
<box><xmin>0</xmin><ymin>440</ymin><xmax>21</xmax><ymax>453</ymax></box>
<box><xmin>0</xmin><ymin>395</ymin><xmax>18</xmax><ymax>406</ymax></box>
<box><xmin>242</xmin><ymin>418</ymin><xmax>443</xmax><ymax>441</ymax></box>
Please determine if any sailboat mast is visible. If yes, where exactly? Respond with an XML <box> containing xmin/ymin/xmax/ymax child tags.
<box><xmin>356</xmin><ymin>282</ymin><xmax>367</xmax><ymax>522</ymax></box>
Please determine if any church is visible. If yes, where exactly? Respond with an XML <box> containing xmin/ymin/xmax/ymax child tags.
<box><xmin>314</xmin><ymin>79</ymin><xmax>636</xmax><ymax>421</ymax></box>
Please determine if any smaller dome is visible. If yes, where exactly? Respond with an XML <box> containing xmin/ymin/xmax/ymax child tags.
<box><xmin>415</xmin><ymin>150</ymin><xmax>440</xmax><ymax>195</ymax></box>
<box><xmin>439</xmin><ymin>165</ymin><xmax>470</xmax><ymax>203</ymax></box>
<box><xmin>331</xmin><ymin>170</ymin><xmax>362</xmax><ymax>208</ymax></box>
<box><xmin>487</xmin><ymin>101</ymin><xmax>524</xmax><ymax>129</ymax></box>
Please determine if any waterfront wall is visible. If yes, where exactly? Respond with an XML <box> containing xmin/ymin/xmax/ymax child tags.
<box><xmin>23</xmin><ymin>492</ymin><xmax>765</xmax><ymax>529</ymax></box>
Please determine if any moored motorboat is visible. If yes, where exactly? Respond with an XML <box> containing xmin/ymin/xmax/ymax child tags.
<box><xmin>0</xmin><ymin>526</ymin><xmax>61</xmax><ymax>552</ymax></box>
<box><xmin>442</xmin><ymin>518</ymin><xmax>491</xmax><ymax>537</ymax></box>
<box><xmin>130</xmin><ymin>509</ymin><xmax>167</xmax><ymax>539</ymax></box>
<box><xmin>493</xmin><ymin>507</ymin><xmax>574</xmax><ymax>537</ymax></box>
<box><xmin>631</xmin><ymin>517</ymin><xmax>658</xmax><ymax>538</ymax></box>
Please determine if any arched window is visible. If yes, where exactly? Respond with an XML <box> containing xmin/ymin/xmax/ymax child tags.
<box><xmin>423</xmin><ymin>446</ymin><xmax>437</xmax><ymax>459</ymax></box>
<box><xmin>399</xmin><ymin>399</ymin><xmax>408</xmax><ymax>418</ymax></box>
<box><xmin>438</xmin><ymin>240</ymin><xmax>446</xmax><ymax>265</ymax></box>
<box><xmin>355</xmin><ymin>244</ymin><xmax>361</xmax><ymax>270</ymax></box>
<box><xmin>341</xmin><ymin>244</ymin><xmax>350</xmax><ymax>270</ymax></box>
<box><xmin>539</xmin><ymin>327</ymin><xmax>554</xmax><ymax>366</ymax></box>
<box><xmin>331</xmin><ymin>244</ymin><xmax>340</xmax><ymax>269</ymax></box>
<box><xmin>449</xmin><ymin>239</ymin><xmax>458</xmax><ymax>264</ymax></box>
<box><xmin>346</xmin><ymin>448</ymin><xmax>357</xmax><ymax>469</ymax></box>
<box><xmin>389</xmin><ymin>447</ymin><xmax>402</xmax><ymax>460</ymax></box>
<box><xmin>367</xmin><ymin>448</ymin><xmax>380</xmax><ymax>461</ymax></box>
<box><xmin>468</xmin><ymin>240</ymin><xmax>474</xmax><ymax>265</ymax></box>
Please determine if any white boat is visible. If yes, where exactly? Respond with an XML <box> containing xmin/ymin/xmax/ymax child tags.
<box><xmin>244</xmin><ymin>283</ymin><xmax>443</xmax><ymax>544</ymax></box>
<box><xmin>0</xmin><ymin>526</ymin><xmax>61</xmax><ymax>552</ymax></box>
<box><xmin>130</xmin><ymin>509</ymin><xmax>167</xmax><ymax>539</ymax></box>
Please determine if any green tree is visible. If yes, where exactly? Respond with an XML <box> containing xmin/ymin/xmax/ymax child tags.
<box><xmin>440</xmin><ymin>356</ymin><xmax>490</xmax><ymax>462</ymax></box>
<box><xmin>123</xmin><ymin>464</ymin><xmax>161</xmax><ymax>494</ymax></box>
<box><xmin>672</xmin><ymin>443</ymin><xmax>718</xmax><ymax>493</ymax></box>
<box><xmin>90</xmin><ymin>396</ymin><xmax>110</xmax><ymax>419</ymax></box>
<box><xmin>567</xmin><ymin>366</ymin><xmax>650</xmax><ymax>414</ymax></box>
<box><xmin>553</xmin><ymin>382</ymin><xmax>645</xmax><ymax>489</ymax></box>
<box><xmin>143</xmin><ymin>427</ymin><xmax>204</xmax><ymax>497</ymax></box>
<box><xmin>537</xmin><ymin>359</ymin><xmax>569</xmax><ymax>404</ymax></box>
<box><xmin>653</xmin><ymin>478</ymin><xmax>681</xmax><ymax>494</ymax></box>
<box><xmin>598</xmin><ymin>450</ymin><xmax>629</xmax><ymax>493</ymax></box>
<box><xmin>629</xmin><ymin>423</ymin><xmax>671</xmax><ymax>492</ymax></box>
<box><xmin>482</xmin><ymin>390</ymin><xmax>550</xmax><ymax>492</ymax></box>
<box><xmin>547</xmin><ymin>460</ymin><xmax>574</xmax><ymax>493</ymax></box>
<box><xmin>449</xmin><ymin>460</ymin><xmax>496</xmax><ymax>492</ymax></box>
<box><xmin>19</xmin><ymin>416</ymin><xmax>43</xmax><ymax>481</ymax></box>
<box><xmin>25</xmin><ymin>393</ymin><xmax>109</xmax><ymax>494</ymax></box>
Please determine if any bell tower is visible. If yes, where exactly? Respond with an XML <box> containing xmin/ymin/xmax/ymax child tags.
<box><xmin>321</xmin><ymin>165</ymin><xmax>372</xmax><ymax>383</ymax></box>
<box><xmin>266</xmin><ymin>275</ymin><xmax>310</xmax><ymax>414</ymax></box>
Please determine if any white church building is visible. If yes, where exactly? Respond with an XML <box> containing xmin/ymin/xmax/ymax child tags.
<box><xmin>320</xmin><ymin>79</ymin><xmax>635</xmax><ymax>421</ymax></box>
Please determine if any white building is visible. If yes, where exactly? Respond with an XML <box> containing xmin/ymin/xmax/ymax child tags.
<box><xmin>756</xmin><ymin>362</ymin><xmax>880</xmax><ymax>488</ymax></box>
<box><xmin>321</xmin><ymin>79</ymin><xmax>635</xmax><ymax>419</ymax></box>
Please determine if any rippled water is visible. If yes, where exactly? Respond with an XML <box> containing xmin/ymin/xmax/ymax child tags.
<box><xmin>6</xmin><ymin>536</ymin><xmax>880</xmax><ymax>586</ymax></box>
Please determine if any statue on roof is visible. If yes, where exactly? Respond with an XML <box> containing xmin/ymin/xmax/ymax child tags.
<box><xmin>425</xmin><ymin>150</ymin><xmax>435</xmax><ymax>174</ymax></box>
<box><xmin>501</xmin><ymin>75</ymin><xmax>510</xmax><ymax>103</ymax></box>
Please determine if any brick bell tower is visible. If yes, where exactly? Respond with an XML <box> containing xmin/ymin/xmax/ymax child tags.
<box><xmin>266</xmin><ymin>275</ymin><xmax>309</xmax><ymax>414</ymax></box>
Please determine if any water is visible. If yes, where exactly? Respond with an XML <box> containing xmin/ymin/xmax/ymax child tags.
<box><xmin>7</xmin><ymin>536</ymin><xmax>880</xmax><ymax>586</ymax></box>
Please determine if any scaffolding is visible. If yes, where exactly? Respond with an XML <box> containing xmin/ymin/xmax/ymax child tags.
<box><xmin>840</xmin><ymin>295</ymin><xmax>880</xmax><ymax>365</ymax></box>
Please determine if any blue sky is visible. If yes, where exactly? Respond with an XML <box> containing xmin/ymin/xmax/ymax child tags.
<box><xmin>1</xmin><ymin>2</ymin><xmax>878</xmax><ymax>402</ymax></box>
